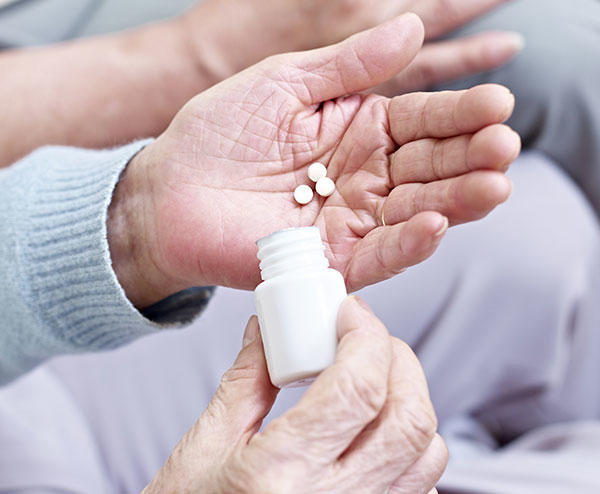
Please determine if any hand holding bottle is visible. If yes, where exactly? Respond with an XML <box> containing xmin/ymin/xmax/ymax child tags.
<box><xmin>143</xmin><ymin>296</ymin><xmax>447</xmax><ymax>494</ymax></box>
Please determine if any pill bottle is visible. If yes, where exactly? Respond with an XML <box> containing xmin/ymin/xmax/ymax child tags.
<box><xmin>254</xmin><ymin>227</ymin><xmax>347</xmax><ymax>388</ymax></box>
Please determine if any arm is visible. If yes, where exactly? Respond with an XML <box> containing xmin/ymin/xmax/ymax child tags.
<box><xmin>0</xmin><ymin>20</ymin><xmax>203</xmax><ymax>167</ymax></box>
<box><xmin>0</xmin><ymin>0</ymin><xmax>311</xmax><ymax>168</ymax></box>
<box><xmin>0</xmin><ymin>0</ymin><xmax>520</xmax><ymax>167</ymax></box>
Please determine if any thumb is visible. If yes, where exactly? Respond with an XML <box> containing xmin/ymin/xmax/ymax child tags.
<box><xmin>204</xmin><ymin>315</ymin><xmax>279</xmax><ymax>442</ymax></box>
<box><xmin>270</xmin><ymin>12</ymin><xmax>424</xmax><ymax>105</ymax></box>
<box><xmin>261</xmin><ymin>296</ymin><xmax>392</xmax><ymax>461</ymax></box>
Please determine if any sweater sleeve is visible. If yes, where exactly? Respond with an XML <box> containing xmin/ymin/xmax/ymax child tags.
<box><xmin>0</xmin><ymin>141</ymin><xmax>210</xmax><ymax>385</ymax></box>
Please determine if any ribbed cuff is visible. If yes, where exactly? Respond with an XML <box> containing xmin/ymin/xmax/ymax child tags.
<box><xmin>12</xmin><ymin>140</ymin><xmax>179</xmax><ymax>352</ymax></box>
<box><xmin>142</xmin><ymin>286</ymin><xmax>215</xmax><ymax>325</ymax></box>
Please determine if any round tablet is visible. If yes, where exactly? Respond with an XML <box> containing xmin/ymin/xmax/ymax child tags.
<box><xmin>307</xmin><ymin>162</ymin><xmax>327</xmax><ymax>182</ymax></box>
<box><xmin>316</xmin><ymin>177</ymin><xmax>335</xmax><ymax>197</ymax></box>
<box><xmin>293</xmin><ymin>184</ymin><xmax>314</xmax><ymax>205</ymax></box>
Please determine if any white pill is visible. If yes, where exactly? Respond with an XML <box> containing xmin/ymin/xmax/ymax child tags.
<box><xmin>316</xmin><ymin>177</ymin><xmax>335</xmax><ymax>197</ymax></box>
<box><xmin>307</xmin><ymin>162</ymin><xmax>327</xmax><ymax>182</ymax></box>
<box><xmin>294</xmin><ymin>184</ymin><xmax>314</xmax><ymax>205</ymax></box>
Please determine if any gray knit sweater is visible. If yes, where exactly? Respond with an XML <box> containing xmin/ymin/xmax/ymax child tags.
<box><xmin>0</xmin><ymin>141</ymin><xmax>209</xmax><ymax>384</ymax></box>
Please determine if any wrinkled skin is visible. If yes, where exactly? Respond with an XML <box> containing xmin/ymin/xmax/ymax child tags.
<box><xmin>108</xmin><ymin>15</ymin><xmax>520</xmax><ymax>308</ymax></box>
<box><xmin>144</xmin><ymin>296</ymin><xmax>448</xmax><ymax>494</ymax></box>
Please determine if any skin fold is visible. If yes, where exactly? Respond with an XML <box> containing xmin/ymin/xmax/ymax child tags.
<box><xmin>143</xmin><ymin>296</ymin><xmax>448</xmax><ymax>494</ymax></box>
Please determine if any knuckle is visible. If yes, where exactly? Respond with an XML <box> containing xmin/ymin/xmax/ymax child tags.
<box><xmin>374</xmin><ymin>229</ymin><xmax>389</xmax><ymax>271</ymax></box>
<box><xmin>337</xmin><ymin>0</ymin><xmax>365</xmax><ymax>16</ymax></box>
<box><xmin>220</xmin><ymin>361</ymin><xmax>255</xmax><ymax>386</ymax></box>
<box><xmin>431</xmin><ymin>139</ymin><xmax>445</xmax><ymax>180</ymax></box>
<box><xmin>263</xmin><ymin>52</ymin><xmax>284</xmax><ymax>66</ymax></box>
<box><xmin>411</xmin><ymin>434</ymin><xmax>449</xmax><ymax>490</ymax></box>
<box><xmin>390</xmin><ymin>339</ymin><xmax>438</xmax><ymax>453</ymax></box>
<box><xmin>433</xmin><ymin>434</ymin><xmax>450</xmax><ymax>472</ymax></box>
<box><xmin>208</xmin><ymin>362</ymin><xmax>258</xmax><ymax>416</ymax></box>
<box><xmin>392</xmin><ymin>337</ymin><xmax>430</xmax><ymax>380</ymax></box>
<box><xmin>416</xmin><ymin>60</ymin><xmax>440</xmax><ymax>89</ymax></box>
<box><xmin>393</xmin><ymin>395</ymin><xmax>438</xmax><ymax>455</ymax></box>
<box><xmin>334</xmin><ymin>359</ymin><xmax>387</xmax><ymax>422</ymax></box>
<box><xmin>218</xmin><ymin>344</ymin><xmax>263</xmax><ymax>388</ymax></box>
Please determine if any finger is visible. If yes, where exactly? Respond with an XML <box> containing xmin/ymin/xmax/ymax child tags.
<box><xmin>383</xmin><ymin>171</ymin><xmax>512</xmax><ymax>227</ymax></box>
<box><xmin>392</xmin><ymin>31</ymin><xmax>525</xmax><ymax>94</ymax></box>
<box><xmin>344</xmin><ymin>212</ymin><xmax>448</xmax><ymax>292</ymax></box>
<box><xmin>144</xmin><ymin>319</ymin><xmax>277</xmax><ymax>492</ymax></box>
<box><xmin>413</xmin><ymin>0</ymin><xmax>513</xmax><ymax>40</ymax></box>
<box><xmin>275</xmin><ymin>13</ymin><xmax>424</xmax><ymax>105</ymax></box>
<box><xmin>203</xmin><ymin>316</ymin><xmax>279</xmax><ymax>442</ymax></box>
<box><xmin>338</xmin><ymin>338</ymin><xmax>439</xmax><ymax>491</ymax></box>
<box><xmin>390</xmin><ymin>124</ymin><xmax>521</xmax><ymax>185</ymax></box>
<box><xmin>258</xmin><ymin>296</ymin><xmax>391</xmax><ymax>461</ymax></box>
<box><xmin>389</xmin><ymin>84</ymin><xmax>515</xmax><ymax>146</ymax></box>
<box><xmin>389</xmin><ymin>434</ymin><xmax>448</xmax><ymax>494</ymax></box>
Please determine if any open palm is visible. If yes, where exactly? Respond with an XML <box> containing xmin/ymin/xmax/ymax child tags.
<box><xmin>128</xmin><ymin>15</ymin><xmax>519</xmax><ymax>304</ymax></box>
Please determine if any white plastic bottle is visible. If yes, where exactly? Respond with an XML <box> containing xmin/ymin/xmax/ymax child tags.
<box><xmin>254</xmin><ymin>227</ymin><xmax>347</xmax><ymax>388</ymax></box>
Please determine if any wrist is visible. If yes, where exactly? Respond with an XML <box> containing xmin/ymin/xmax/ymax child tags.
<box><xmin>107</xmin><ymin>145</ymin><xmax>184</xmax><ymax>309</ymax></box>
<box><xmin>112</xmin><ymin>20</ymin><xmax>207</xmax><ymax>135</ymax></box>
<box><xmin>177</xmin><ymin>0</ymin><xmax>309</xmax><ymax>85</ymax></box>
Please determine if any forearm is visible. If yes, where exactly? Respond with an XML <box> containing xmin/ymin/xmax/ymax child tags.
<box><xmin>0</xmin><ymin>18</ymin><xmax>210</xmax><ymax>167</ymax></box>
<box><xmin>0</xmin><ymin>0</ymin><xmax>312</xmax><ymax>169</ymax></box>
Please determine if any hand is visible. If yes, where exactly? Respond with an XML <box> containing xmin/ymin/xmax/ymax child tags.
<box><xmin>303</xmin><ymin>0</ymin><xmax>523</xmax><ymax>90</ymax></box>
<box><xmin>383</xmin><ymin>0</ymin><xmax>523</xmax><ymax>94</ymax></box>
<box><xmin>143</xmin><ymin>296</ymin><xmax>448</xmax><ymax>494</ymax></box>
<box><xmin>180</xmin><ymin>0</ymin><xmax>521</xmax><ymax>92</ymax></box>
<box><xmin>108</xmin><ymin>14</ymin><xmax>520</xmax><ymax>308</ymax></box>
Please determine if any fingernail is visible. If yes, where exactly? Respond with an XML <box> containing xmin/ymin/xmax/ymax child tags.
<box><xmin>485</xmin><ymin>32</ymin><xmax>525</xmax><ymax>64</ymax></box>
<box><xmin>504</xmin><ymin>32</ymin><xmax>525</xmax><ymax>52</ymax></box>
<box><xmin>242</xmin><ymin>315</ymin><xmax>259</xmax><ymax>348</ymax></box>
<box><xmin>508</xmin><ymin>32</ymin><xmax>526</xmax><ymax>52</ymax></box>
<box><xmin>433</xmin><ymin>216</ymin><xmax>449</xmax><ymax>238</ymax></box>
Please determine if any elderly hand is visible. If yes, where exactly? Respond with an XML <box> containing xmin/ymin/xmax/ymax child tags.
<box><xmin>181</xmin><ymin>0</ymin><xmax>521</xmax><ymax>92</ymax></box>
<box><xmin>143</xmin><ymin>296</ymin><xmax>448</xmax><ymax>494</ymax></box>
<box><xmin>108</xmin><ymin>14</ymin><xmax>520</xmax><ymax>308</ymax></box>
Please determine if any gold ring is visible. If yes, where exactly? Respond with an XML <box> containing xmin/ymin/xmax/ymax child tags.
<box><xmin>381</xmin><ymin>208</ymin><xmax>386</xmax><ymax>227</ymax></box>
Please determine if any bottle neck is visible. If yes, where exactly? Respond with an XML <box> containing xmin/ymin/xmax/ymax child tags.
<box><xmin>257</xmin><ymin>227</ymin><xmax>329</xmax><ymax>281</ymax></box>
